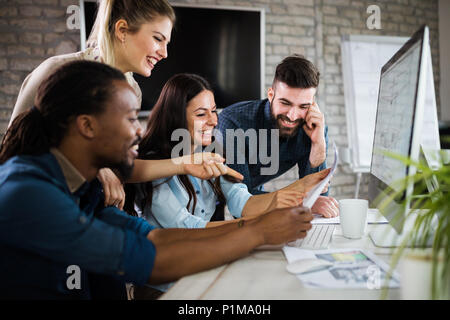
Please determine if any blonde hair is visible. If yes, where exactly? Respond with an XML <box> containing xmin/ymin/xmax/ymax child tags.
<box><xmin>87</xmin><ymin>0</ymin><xmax>176</xmax><ymax>67</ymax></box>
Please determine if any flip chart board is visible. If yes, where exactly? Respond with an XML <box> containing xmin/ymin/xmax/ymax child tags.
<box><xmin>341</xmin><ymin>35</ymin><xmax>409</xmax><ymax>172</ymax></box>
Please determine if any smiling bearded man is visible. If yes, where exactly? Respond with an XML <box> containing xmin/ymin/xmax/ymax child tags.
<box><xmin>218</xmin><ymin>54</ymin><xmax>339</xmax><ymax>219</ymax></box>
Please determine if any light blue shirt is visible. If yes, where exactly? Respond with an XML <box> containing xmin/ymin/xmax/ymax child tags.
<box><xmin>134</xmin><ymin>175</ymin><xmax>252</xmax><ymax>293</ymax></box>
<box><xmin>135</xmin><ymin>175</ymin><xmax>252</xmax><ymax>228</ymax></box>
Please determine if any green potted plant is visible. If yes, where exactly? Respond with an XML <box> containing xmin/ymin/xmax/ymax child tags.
<box><xmin>377</xmin><ymin>150</ymin><xmax>449</xmax><ymax>299</ymax></box>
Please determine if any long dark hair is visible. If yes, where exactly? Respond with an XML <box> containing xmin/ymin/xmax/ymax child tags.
<box><xmin>124</xmin><ymin>73</ymin><xmax>226</xmax><ymax>219</ymax></box>
<box><xmin>0</xmin><ymin>60</ymin><xmax>126</xmax><ymax>164</ymax></box>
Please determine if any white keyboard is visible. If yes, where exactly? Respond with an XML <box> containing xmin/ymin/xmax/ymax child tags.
<box><xmin>287</xmin><ymin>225</ymin><xmax>335</xmax><ymax>249</ymax></box>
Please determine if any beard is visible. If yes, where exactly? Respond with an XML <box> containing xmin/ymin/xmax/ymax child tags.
<box><xmin>112</xmin><ymin>161</ymin><xmax>135</xmax><ymax>181</ymax></box>
<box><xmin>101</xmin><ymin>136</ymin><xmax>140</xmax><ymax>181</ymax></box>
<box><xmin>270</xmin><ymin>102</ymin><xmax>305</xmax><ymax>138</ymax></box>
<box><xmin>115</xmin><ymin>136</ymin><xmax>141</xmax><ymax>180</ymax></box>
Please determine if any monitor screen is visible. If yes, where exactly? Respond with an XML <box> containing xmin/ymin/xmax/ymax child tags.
<box><xmin>370</xmin><ymin>40</ymin><xmax>422</xmax><ymax>192</ymax></box>
<box><xmin>368</xmin><ymin>26</ymin><xmax>428</xmax><ymax>236</ymax></box>
<box><xmin>80</xmin><ymin>2</ymin><xmax>263</xmax><ymax>113</ymax></box>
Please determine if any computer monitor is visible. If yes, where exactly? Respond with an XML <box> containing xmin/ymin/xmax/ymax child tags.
<box><xmin>368</xmin><ymin>25</ymin><xmax>440</xmax><ymax>247</ymax></box>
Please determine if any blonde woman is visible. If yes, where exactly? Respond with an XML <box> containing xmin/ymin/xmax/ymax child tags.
<box><xmin>7</xmin><ymin>0</ymin><xmax>239</xmax><ymax>208</ymax></box>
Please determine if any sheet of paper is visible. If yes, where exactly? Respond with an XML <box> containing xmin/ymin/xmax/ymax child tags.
<box><xmin>282</xmin><ymin>247</ymin><xmax>400</xmax><ymax>289</ymax></box>
<box><xmin>312</xmin><ymin>208</ymin><xmax>388</xmax><ymax>225</ymax></box>
<box><xmin>302</xmin><ymin>143</ymin><xmax>338</xmax><ymax>209</ymax></box>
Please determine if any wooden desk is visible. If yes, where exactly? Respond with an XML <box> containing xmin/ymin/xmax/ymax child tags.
<box><xmin>160</xmin><ymin>225</ymin><xmax>401</xmax><ymax>300</ymax></box>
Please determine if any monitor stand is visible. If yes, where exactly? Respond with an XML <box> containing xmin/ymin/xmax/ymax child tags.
<box><xmin>369</xmin><ymin>224</ymin><xmax>410</xmax><ymax>248</ymax></box>
<box><xmin>370</xmin><ymin>144</ymin><xmax>441</xmax><ymax>248</ymax></box>
<box><xmin>369</xmin><ymin>211</ymin><xmax>435</xmax><ymax>248</ymax></box>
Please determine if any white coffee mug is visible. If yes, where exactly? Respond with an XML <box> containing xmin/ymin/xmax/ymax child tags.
<box><xmin>339</xmin><ymin>199</ymin><xmax>368</xmax><ymax>239</ymax></box>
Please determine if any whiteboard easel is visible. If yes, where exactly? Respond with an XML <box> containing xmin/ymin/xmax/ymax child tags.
<box><xmin>341</xmin><ymin>34</ymin><xmax>440</xmax><ymax>197</ymax></box>
<box><xmin>341</xmin><ymin>35</ymin><xmax>408</xmax><ymax>197</ymax></box>
<box><xmin>341</xmin><ymin>35</ymin><xmax>409</xmax><ymax>172</ymax></box>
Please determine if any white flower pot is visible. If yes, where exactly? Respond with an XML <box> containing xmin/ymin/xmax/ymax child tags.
<box><xmin>400</xmin><ymin>250</ymin><xmax>448</xmax><ymax>300</ymax></box>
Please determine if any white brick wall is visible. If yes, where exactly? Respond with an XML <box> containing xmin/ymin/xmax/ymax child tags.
<box><xmin>0</xmin><ymin>0</ymin><xmax>79</xmax><ymax>137</ymax></box>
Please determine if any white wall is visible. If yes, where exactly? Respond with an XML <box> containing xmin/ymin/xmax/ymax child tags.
<box><xmin>440</xmin><ymin>0</ymin><xmax>450</xmax><ymax>121</ymax></box>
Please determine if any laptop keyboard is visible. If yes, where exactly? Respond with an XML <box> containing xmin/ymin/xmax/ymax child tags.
<box><xmin>287</xmin><ymin>224</ymin><xmax>335</xmax><ymax>249</ymax></box>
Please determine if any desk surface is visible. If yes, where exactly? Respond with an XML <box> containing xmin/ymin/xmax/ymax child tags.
<box><xmin>160</xmin><ymin>224</ymin><xmax>401</xmax><ymax>300</ymax></box>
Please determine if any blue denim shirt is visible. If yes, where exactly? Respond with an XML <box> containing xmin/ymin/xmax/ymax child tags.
<box><xmin>0</xmin><ymin>153</ymin><xmax>156</xmax><ymax>299</ymax></box>
<box><xmin>218</xmin><ymin>99</ymin><xmax>329</xmax><ymax>194</ymax></box>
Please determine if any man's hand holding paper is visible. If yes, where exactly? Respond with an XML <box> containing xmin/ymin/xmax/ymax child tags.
<box><xmin>299</xmin><ymin>143</ymin><xmax>339</xmax><ymax>218</ymax></box>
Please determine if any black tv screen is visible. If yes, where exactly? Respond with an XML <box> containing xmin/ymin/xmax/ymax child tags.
<box><xmin>81</xmin><ymin>3</ymin><xmax>263</xmax><ymax>112</ymax></box>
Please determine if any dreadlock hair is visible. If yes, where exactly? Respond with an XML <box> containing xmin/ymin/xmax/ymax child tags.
<box><xmin>0</xmin><ymin>60</ymin><xmax>126</xmax><ymax>164</ymax></box>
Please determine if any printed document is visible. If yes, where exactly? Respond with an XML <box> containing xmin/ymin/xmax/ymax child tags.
<box><xmin>283</xmin><ymin>247</ymin><xmax>400</xmax><ymax>289</ymax></box>
<box><xmin>302</xmin><ymin>143</ymin><xmax>338</xmax><ymax>208</ymax></box>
